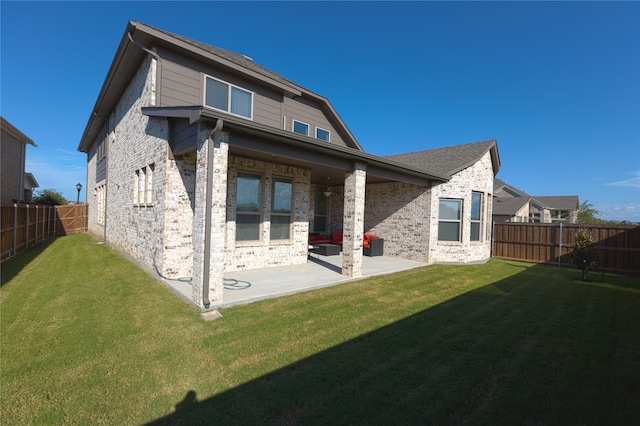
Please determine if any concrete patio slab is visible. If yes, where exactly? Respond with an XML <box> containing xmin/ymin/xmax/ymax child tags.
<box><xmin>161</xmin><ymin>253</ymin><xmax>427</xmax><ymax>310</ymax></box>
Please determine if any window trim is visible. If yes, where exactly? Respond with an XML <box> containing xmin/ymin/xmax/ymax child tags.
<box><xmin>204</xmin><ymin>75</ymin><xmax>254</xmax><ymax>120</ymax></box>
<box><xmin>438</xmin><ymin>198</ymin><xmax>462</xmax><ymax>242</ymax></box>
<box><xmin>292</xmin><ymin>119</ymin><xmax>310</xmax><ymax>136</ymax></box>
<box><xmin>315</xmin><ymin>127</ymin><xmax>330</xmax><ymax>142</ymax></box>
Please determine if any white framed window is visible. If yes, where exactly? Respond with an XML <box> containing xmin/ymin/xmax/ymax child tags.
<box><xmin>316</xmin><ymin>127</ymin><xmax>330</xmax><ymax>142</ymax></box>
<box><xmin>145</xmin><ymin>164</ymin><xmax>154</xmax><ymax>205</ymax></box>
<box><xmin>236</xmin><ymin>172</ymin><xmax>261</xmax><ymax>241</ymax></box>
<box><xmin>439</xmin><ymin>198</ymin><xmax>462</xmax><ymax>242</ymax></box>
<box><xmin>271</xmin><ymin>177</ymin><xmax>292</xmax><ymax>240</ymax></box>
<box><xmin>293</xmin><ymin>120</ymin><xmax>309</xmax><ymax>136</ymax></box>
<box><xmin>134</xmin><ymin>164</ymin><xmax>154</xmax><ymax>206</ymax></box>
<box><xmin>470</xmin><ymin>191</ymin><xmax>483</xmax><ymax>241</ymax></box>
<box><xmin>204</xmin><ymin>76</ymin><xmax>253</xmax><ymax>119</ymax></box>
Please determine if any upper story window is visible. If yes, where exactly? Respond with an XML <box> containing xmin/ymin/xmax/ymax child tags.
<box><xmin>438</xmin><ymin>198</ymin><xmax>462</xmax><ymax>242</ymax></box>
<box><xmin>316</xmin><ymin>127</ymin><xmax>330</xmax><ymax>142</ymax></box>
<box><xmin>205</xmin><ymin>76</ymin><xmax>253</xmax><ymax>119</ymax></box>
<box><xmin>293</xmin><ymin>120</ymin><xmax>309</xmax><ymax>136</ymax></box>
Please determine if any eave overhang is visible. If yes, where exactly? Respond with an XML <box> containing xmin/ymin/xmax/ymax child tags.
<box><xmin>142</xmin><ymin>106</ymin><xmax>450</xmax><ymax>187</ymax></box>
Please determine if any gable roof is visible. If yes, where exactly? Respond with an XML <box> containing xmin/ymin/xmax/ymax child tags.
<box><xmin>384</xmin><ymin>140</ymin><xmax>500</xmax><ymax>177</ymax></box>
<box><xmin>493</xmin><ymin>196</ymin><xmax>530</xmax><ymax>216</ymax></box>
<box><xmin>78</xmin><ymin>21</ymin><xmax>360</xmax><ymax>152</ymax></box>
<box><xmin>493</xmin><ymin>178</ymin><xmax>531</xmax><ymax>198</ymax></box>
<box><xmin>532</xmin><ymin>195</ymin><xmax>579</xmax><ymax>210</ymax></box>
<box><xmin>1</xmin><ymin>116</ymin><xmax>37</xmax><ymax>147</ymax></box>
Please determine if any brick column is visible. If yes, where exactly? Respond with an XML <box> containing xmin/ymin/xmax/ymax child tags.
<box><xmin>342</xmin><ymin>162</ymin><xmax>366</xmax><ymax>277</ymax></box>
<box><xmin>192</xmin><ymin>127</ymin><xmax>229</xmax><ymax>308</ymax></box>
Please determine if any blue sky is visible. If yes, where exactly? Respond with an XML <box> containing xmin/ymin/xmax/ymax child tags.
<box><xmin>2</xmin><ymin>1</ymin><xmax>639</xmax><ymax>221</ymax></box>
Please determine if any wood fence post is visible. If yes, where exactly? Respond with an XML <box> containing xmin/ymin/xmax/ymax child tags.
<box><xmin>13</xmin><ymin>203</ymin><xmax>17</xmax><ymax>259</ymax></box>
<box><xmin>558</xmin><ymin>222</ymin><xmax>563</xmax><ymax>267</ymax></box>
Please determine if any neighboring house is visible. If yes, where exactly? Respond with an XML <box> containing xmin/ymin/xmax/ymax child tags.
<box><xmin>77</xmin><ymin>21</ymin><xmax>500</xmax><ymax>309</ymax></box>
<box><xmin>530</xmin><ymin>196</ymin><xmax>580</xmax><ymax>223</ymax></box>
<box><xmin>1</xmin><ymin>117</ymin><xmax>38</xmax><ymax>203</ymax></box>
<box><xmin>492</xmin><ymin>178</ymin><xmax>579</xmax><ymax>223</ymax></box>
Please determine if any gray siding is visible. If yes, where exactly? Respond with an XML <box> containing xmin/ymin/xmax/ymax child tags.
<box><xmin>0</xmin><ymin>130</ymin><xmax>25</xmax><ymax>203</ymax></box>
<box><xmin>283</xmin><ymin>96</ymin><xmax>347</xmax><ymax>147</ymax></box>
<box><xmin>157</xmin><ymin>49</ymin><xmax>349</xmax><ymax>148</ymax></box>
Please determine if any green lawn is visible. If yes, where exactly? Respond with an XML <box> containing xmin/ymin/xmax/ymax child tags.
<box><xmin>1</xmin><ymin>234</ymin><xmax>639</xmax><ymax>425</ymax></box>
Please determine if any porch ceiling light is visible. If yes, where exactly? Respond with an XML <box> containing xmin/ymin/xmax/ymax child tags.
<box><xmin>323</xmin><ymin>188</ymin><xmax>333</xmax><ymax>197</ymax></box>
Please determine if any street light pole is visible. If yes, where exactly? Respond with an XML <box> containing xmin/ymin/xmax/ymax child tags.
<box><xmin>76</xmin><ymin>183</ymin><xmax>82</xmax><ymax>204</ymax></box>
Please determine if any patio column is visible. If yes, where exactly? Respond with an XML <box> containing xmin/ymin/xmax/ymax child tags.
<box><xmin>342</xmin><ymin>162</ymin><xmax>366</xmax><ymax>277</ymax></box>
<box><xmin>192</xmin><ymin>126</ymin><xmax>229</xmax><ymax>308</ymax></box>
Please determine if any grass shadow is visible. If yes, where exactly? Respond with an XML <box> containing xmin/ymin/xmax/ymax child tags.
<box><xmin>1</xmin><ymin>238</ymin><xmax>57</xmax><ymax>287</ymax></box>
<box><xmin>147</xmin><ymin>264</ymin><xmax>640</xmax><ymax>425</ymax></box>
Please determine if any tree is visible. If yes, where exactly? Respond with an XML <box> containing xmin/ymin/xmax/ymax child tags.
<box><xmin>572</xmin><ymin>228</ymin><xmax>597</xmax><ymax>281</ymax></box>
<box><xmin>577</xmin><ymin>200</ymin><xmax>606</xmax><ymax>224</ymax></box>
<box><xmin>33</xmin><ymin>189</ymin><xmax>67</xmax><ymax>206</ymax></box>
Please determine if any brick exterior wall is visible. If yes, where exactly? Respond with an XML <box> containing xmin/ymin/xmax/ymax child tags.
<box><xmin>86</xmin><ymin>57</ymin><xmax>170</xmax><ymax>274</ymax></box>
<box><xmin>365</xmin><ymin>182</ymin><xmax>432</xmax><ymax>262</ymax></box>
<box><xmin>225</xmin><ymin>156</ymin><xmax>311</xmax><ymax>272</ymax></box>
<box><xmin>428</xmin><ymin>151</ymin><xmax>494</xmax><ymax>264</ymax></box>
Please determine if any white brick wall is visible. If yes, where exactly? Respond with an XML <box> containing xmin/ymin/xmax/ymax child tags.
<box><xmin>224</xmin><ymin>156</ymin><xmax>311</xmax><ymax>272</ymax></box>
<box><xmin>428</xmin><ymin>151</ymin><xmax>494</xmax><ymax>263</ymax></box>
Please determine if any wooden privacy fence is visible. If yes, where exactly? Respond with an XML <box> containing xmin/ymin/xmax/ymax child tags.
<box><xmin>0</xmin><ymin>203</ymin><xmax>88</xmax><ymax>263</ymax></box>
<box><xmin>492</xmin><ymin>222</ymin><xmax>640</xmax><ymax>275</ymax></box>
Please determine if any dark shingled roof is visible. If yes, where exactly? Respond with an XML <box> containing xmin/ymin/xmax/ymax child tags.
<box><xmin>384</xmin><ymin>140</ymin><xmax>499</xmax><ymax>176</ymax></box>
<box><xmin>494</xmin><ymin>178</ymin><xmax>531</xmax><ymax>197</ymax></box>
<box><xmin>493</xmin><ymin>197</ymin><xmax>530</xmax><ymax>215</ymax></box>
<box><xmin>532</xmin><ymin>196</ymin><xmax>580</xmax><ymax>210</ymax></box>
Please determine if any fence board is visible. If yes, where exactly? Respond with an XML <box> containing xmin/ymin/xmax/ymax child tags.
<box><xmin>492</xmin><ymin>222</ymin><xmax>640</xmax><ymax>275</ymax></box>
<box><xmin>0</xmin><ymin>203</ymin><xmax>88</xmax><ymax>263</ymax></box>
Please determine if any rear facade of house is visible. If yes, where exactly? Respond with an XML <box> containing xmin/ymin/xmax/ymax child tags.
<box><xmin>78</xmin><ymin>22</ymin><xmax>499</xmax><ymax>309</ymax></box>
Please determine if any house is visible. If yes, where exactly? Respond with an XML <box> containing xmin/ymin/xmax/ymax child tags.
<box><xmin>492</xmin><ymin>178</ymin><xmax>579</xmax><ymax>223</ymax></box>
<box><xmin>77</xmin><ymin>22</ymin><xmax>500</xmax><ymax>309</ymax></box>
<box><xmin>1</xmin><ymin>117</ymin><xmax>39</xmax><ymax>203</ymax></box>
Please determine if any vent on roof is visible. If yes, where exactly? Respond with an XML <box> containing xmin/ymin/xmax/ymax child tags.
<box><xmin>241</xmin><ymin>54</ymin><xmax>254</xmax><ymax>61</ymax></box>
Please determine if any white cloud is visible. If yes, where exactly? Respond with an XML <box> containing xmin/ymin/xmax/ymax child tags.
<box><xmin>597</xmin><ymin>203</ymin><xmax>640</xmax><ymax>222</ymax></box>
<box><xmin>606</xmin><ymin>171</ymin><xmax>640</xmax><ymax>188</ymax></box>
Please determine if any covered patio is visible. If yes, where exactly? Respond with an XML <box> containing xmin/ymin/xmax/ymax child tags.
<box><xmin>162</xmin><ymin>253</ymin><xmax>427</xmax><ymax>309</ymax></box>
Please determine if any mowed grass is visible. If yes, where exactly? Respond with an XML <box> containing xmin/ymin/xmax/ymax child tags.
<box><xmin>1</xmin><ymin>234</ymin><xmax>639</xmax><ymax>425</ymax></box>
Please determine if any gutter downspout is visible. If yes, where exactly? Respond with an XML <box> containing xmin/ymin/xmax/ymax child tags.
<box><xmin>127</xmin><ymin>32</ymin><xmax>162</xmax><ymax>105</ymax></box>
<box><xmin>202</xmin><ymin>119</ymin><xmax>224</xmax><ymax>309</ymax></box>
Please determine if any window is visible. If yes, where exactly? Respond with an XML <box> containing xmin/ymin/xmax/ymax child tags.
<box><xmin>438</xmin><ymin>199</ymin><xmax>462</xmax><ymax>242</ymax></box>
<box><xmin>293</xmin><ymin>120</ymin><xmax>309</xmax><ymax>136</ymax></box>
<box><xmin>470</xmin><ymin>191</ymin><xmax>483</xmax><ymax>241</ymax></box>
<box><xmin>134</xmin><ymin>164</ymin><xmax>154</xmax><ymax>206</ymax></box>
<box><xmin>270</xmin><ymin>177</ymin><xmax>292</xmax><ymax>240</ymax></box>
<box><xmin>316</xmin><ymin>127</ymin><xmax>330</xmax><ymax>142</ymax></box>
<box><xmin>236</xmin><ymin>173</ymin><xmax>261</xmax><ymax>241</ymax></box>
<box><xmin>205</xmin><ymin>76</ymin><xmax>253</xmax><ymax>119</ymax></box>
<box><xmin>313</xmin><ymin>190</ymin><xmax>328</xmax><ymax>232</ymax></box>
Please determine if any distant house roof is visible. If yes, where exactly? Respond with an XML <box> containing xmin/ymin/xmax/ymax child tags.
<box><xmin>493</xmin><ymin>178</ymin><xmax>531</xmax><ymax>198</ymax></box>
<box><xmin>532</xmin><ymin>195</ymin><xmax>579</xmax><ymax>210</ymax></box>
<box><xmin>1</xmin><ymin>116</ymin><xmax>37</xmax><ymax>147</ymax></box>
<box><xmin>384</xmin><ymin>140</ymin><xmax>500</xmax><ymax>177</ymax></box>
<box><xmin>24</xmin><ymin>172</ymin><xmax>39</xmax><ymax>189</ymax></box>
<box><xmin>493</xmin><ymin>196</ymin><xmax>530</xmax><ymax>216</ymax></box>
